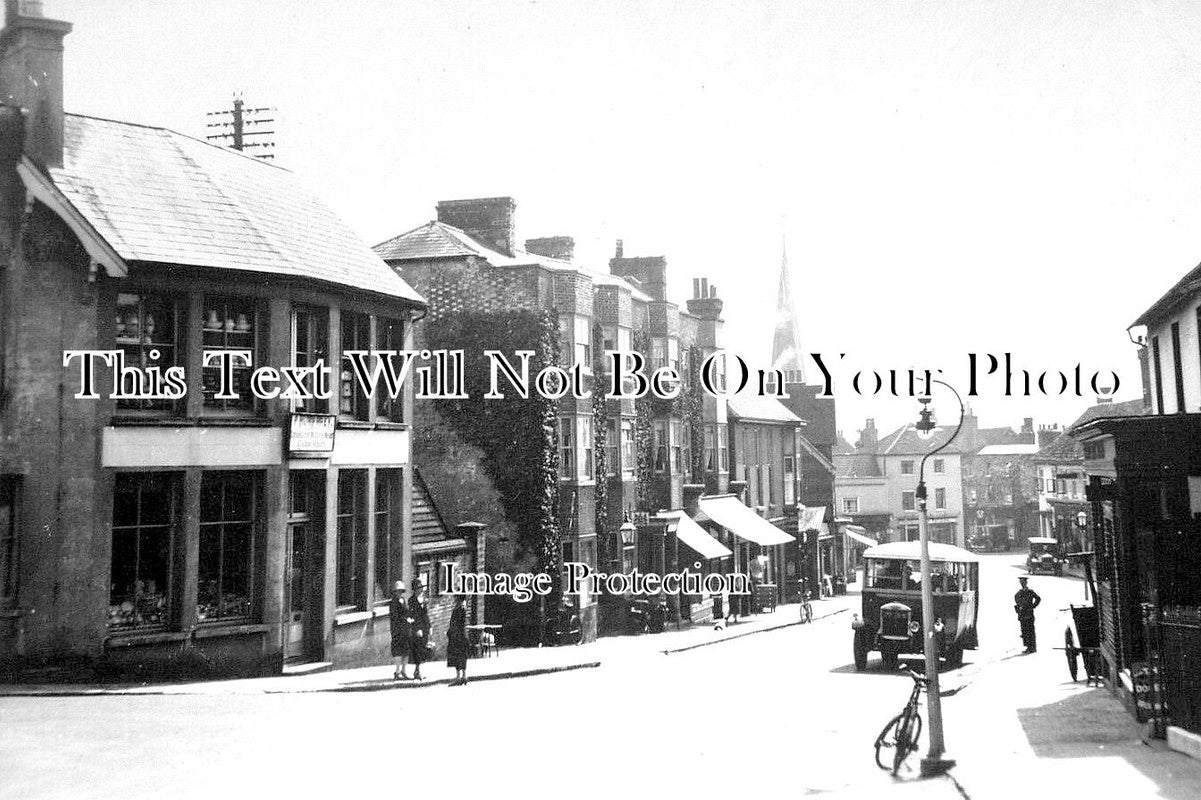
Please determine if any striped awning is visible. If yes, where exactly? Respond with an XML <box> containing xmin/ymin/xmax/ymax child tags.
<box><xmin>697</xmin><ymin>495</ymin><xmax>794</xmax><ymax>547</ymax></box>
<box><xmin>659</xmin><ymin>511</ymin><xmax>733</xmax><ymax>560</ymax></box>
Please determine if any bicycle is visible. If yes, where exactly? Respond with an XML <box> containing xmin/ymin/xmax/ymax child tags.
<box><xmin>799</xmin><ymin>591</ymin><xmax>813</xmax><ymax>624</ymax></box>
<box><xmin>874</xmin><ymin>669</ymin><xmax>929</xmax><ymax>775</ymax></box>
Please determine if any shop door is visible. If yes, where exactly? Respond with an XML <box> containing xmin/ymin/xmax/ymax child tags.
<box><xmin>285</xmin><ymin>472</ymin><xmax>323</xmax><ymax>663</ymax></box>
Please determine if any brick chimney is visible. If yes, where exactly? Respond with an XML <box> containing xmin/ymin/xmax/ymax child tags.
<box><xmin>1020</xmin><ymin>417</ymin><xmax>1034</xmax><ymax>444</ymax></box>
<box><xmin>856</xmin><ymin>418</ymin><xmax>878</xmax><ymax>453</ymax></box>
<box><xmin>436</xmin><ymin>197</ymin><xmax>517</xmax><ymax>257</ymax></box>
<box><xmin>1036</xmin><ymin>424</ymin><xmax>1059</xmax><ymax>449</ymax></box>
<box><xmin>685</xmin><ymin>276</ymin><xmax>723</xmax><ymax>320</ymax></box>
<box><xmin>0</xmin><ymin>1</ymin><xmax>71</xmax><ymax>169</ymax></box>
<box><xmin>610</xmin><ymin>248</ymin><xmax>668</xmax><ymax>301</ymax></box>
<box><xmin>525</xmin><ymin>236</ymin><xmax>574</xmax><ymax>261</ymax></box>
<box><xmin>960</xmin><ymin>406</ymin><xmax>979</xmax><ymax>453</ymax></box>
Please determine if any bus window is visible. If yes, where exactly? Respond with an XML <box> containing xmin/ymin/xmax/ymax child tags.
<box><xmin>867</xmin><ymin>559</ymin><xmax>903</xmax><ymax>589</ymax></box>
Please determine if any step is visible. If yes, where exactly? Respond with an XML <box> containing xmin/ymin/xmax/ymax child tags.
<box><xmin>281</xmin><ymin>661</ymin><xmax>333</xmax><ymax>677</ymax></box>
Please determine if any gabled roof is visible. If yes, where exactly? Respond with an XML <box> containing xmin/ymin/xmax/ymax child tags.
<box><xmin>727</xmin><ymin>395</ymin><xmax>805</xmax><ymax>424</ymax></box>
<box><xmin>834</xmin><ymin>432</ymin><xmax>856</xmax><ymax>455</ymax></box>
<box><xmin>45</xmin><ymin>114</ymin><xmax>423</xmax><ymax>303</ymax></box>
<box><xmin>374</xmin><ymin>219</ymin><xmax>653</xmax><ymax>302</ymax></box>
<box><xmin>1033</xmin><ymin>430</ymin><xmax>1083</xmax><ymax>464</ymax></box>
<box><xmin>880</xmin><ymin>423</ymin><xmax>964</xmax><ymax>455</ymax></box>
<box><xmin>1067</xmin><ymin>398</ymin><xmax>1146</xmax><ymax>433</ymax></box>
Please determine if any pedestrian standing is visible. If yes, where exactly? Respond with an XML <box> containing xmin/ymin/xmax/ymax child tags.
<box><xmin>389</xmin><ymin>580</ymin><xmax>411</xmax><ymax>680</ymax></box>
<box><xmin>1014</xmin><ymin>576</ymin><xmax>1042</xmax><ymax>653</ymax></box>
<box><xmin>447</xmin><ymin>594</ymin><xmax>469</xmax><ymax>686</ymax></box>
<box><xmin>408</xmin><ymin>578</ymin><xmax>432</xmax><ymax>680</ymax></box>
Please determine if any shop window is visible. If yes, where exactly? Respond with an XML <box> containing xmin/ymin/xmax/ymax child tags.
<box><xmin>109</xmin><ymin>473</ymin><xmax>178</xmax><ymax>630</ymax></box>
<box><xmin>336</xmin><ymin>470</ymin><xmax>368</xmax><ymax>610</ymax></box>
<box><xmin>340</xmin><ymin>311</ymin><xmax>371</xmax><ymax>419</ymax></box>
<box><xmin>0</xmin><ymin>477</ymin><xmax>18</xmax><ymax>608</ymax></box>
<box><xmin>115</xmin><ymin>292</ymin><xmax>182</xmax><ymax>412</ymax></box>
<box><xmin>621</xmin><ymin>419</ymin><xmax>636</xmax><ymax>478</ymax></box>
<box><xmin>202</xmin><ymin>296</ymin><xmax>258</xmax><ymax>412</ymax></box>
<box><xmin>376</xmin><ymin>317</ymin><xmax>406</xmax><ymax>422</ymax></box>
<box><xmin>374</xmin><ymin>469</ymin><xmax>400</xmax><ymax>602</ymax></box>
<box><xmin>292</xmin><ymin>306</ymin><xmax>329</xmax><ymax>414</ymax></box>
<box><xmin>198</xmin><ymin>472</ymin><xmax>255</xmax><ymax>623</ymax></box>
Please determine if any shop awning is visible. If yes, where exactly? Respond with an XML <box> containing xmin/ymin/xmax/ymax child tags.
<box><xmin>658</xmin><ymin>511</ymin><xmax>733</xmax><ymax>560</ymax></box>
<box><xmin>797</xmin><ymin>505</ymin><xmax>827</xmax><ymax>533</ymax></box>
<box><xmin>843</xmin><ymin>525</ymin><xmax>877</xmax><ymax>548</ymax></box>
<box><xmin>697</xmin><ymin>496</ymin><xmax>795</xmax><ymax>547</ymax></box>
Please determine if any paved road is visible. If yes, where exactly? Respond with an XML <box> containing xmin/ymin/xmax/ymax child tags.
<box><xmin>0</xmin><ymin>553</ymin><xmax>1186</xmax><ymax>799</ymax></box>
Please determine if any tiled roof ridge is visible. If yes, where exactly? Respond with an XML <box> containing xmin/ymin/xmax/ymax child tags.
<box><xmin>881</xmin><ymin>424</ymin><xmax>910</xmax><ymax>455</ymax></box>
<box><xmin>64</xmin><ymin>111</ymin><xmax>288</xmax><ymax>173</ymax></box>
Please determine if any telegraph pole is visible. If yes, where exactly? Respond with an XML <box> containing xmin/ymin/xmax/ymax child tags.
<box><xmin>205</xmin><ymin>93</ymin><xmax>276</xmax><ymax>160</ymax></box>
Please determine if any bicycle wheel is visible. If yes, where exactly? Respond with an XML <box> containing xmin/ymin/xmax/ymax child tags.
<box><xmin>874</xmin><ymin>713</ymin><xmax>905</xmax><ymax>771</ymax></box>
<box><xmin>894</xmin><ymin>712</ymin><xmax>922</xmax><ymax>774</ymax></box>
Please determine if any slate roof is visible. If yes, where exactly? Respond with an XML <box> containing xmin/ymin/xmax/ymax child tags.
<box><xmin>835</xmin><ymin>453</ymin><xmax>883</xmax><ymax>479</ymax></box>
<box><xmin>1033</xmin><ymin>431</ymin><xmax>1083</xmax><ymax>464</ymax></box>
<box><xmin>1033</xmin><ymin>399</ymin><xmax>1146</xmax><ymax>463</ymax></box>
<box><xmin>1067</xmin><ymin>398</ymin><xmax>1146</xmax><ymax>432</ymax></box>
<box><xmin>727</xmin><ymin>395</ymin><xmax>804</xmax><ymax>424</ymax></box>
<box><xmin>374</xmin><ymin>220</ymin><xmax>653</xmax><ymax>302</ymax></box>
<box><xmin>46</xmin><ymin>114</ymin><xmax>423</xmax><ymax>303</ymax></box>
<box><xmin>1131</xmin><ymin>260</ymin><xmax>1201</xmax><ymax>328</ymax></box>
<box><xmin>834</xmin><ymin>432</ymin><xmax>856</xmax><ymax>455</ymax></box>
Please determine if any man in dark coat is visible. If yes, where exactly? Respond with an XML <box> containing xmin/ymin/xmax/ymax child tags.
<box><xmin>408</xmin><ymin>579</ymin><xmax>432</xmax><ymax>680</ymax></box>
<box><xmin>1014</xmin><ymin>576</ymin><xmax>1042</xmax><ymax>653</ymax></box>
<box><xmin>389</xmin><ymin>580</ymin><xmax>411</xmax><ymax>680</ymax></box>
<box><xmin>447</xmin><ymin>594</ymin><xmax>469</xmax><ymax>686</ymax></box>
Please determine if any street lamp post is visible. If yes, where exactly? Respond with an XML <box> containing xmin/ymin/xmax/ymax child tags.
<box><xmin>913</xmin><ymin>379</ymin><xmax>965</xmax><ymax>777</ymax></box>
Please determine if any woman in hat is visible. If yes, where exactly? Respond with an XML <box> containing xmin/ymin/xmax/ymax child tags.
<box><xmin>446</xmin><ymin>594</ymin><xmax>470</xmax><ymax>686</ymax></box>
<box><xmin>389</xmin><ymin>580</ymin><xmax>412</xmax><ymax>680</ymax></box>
<box><xmin>407</xmin><ymin>578</ymin><xmax>432</xmax><ymax>680</ymax></box>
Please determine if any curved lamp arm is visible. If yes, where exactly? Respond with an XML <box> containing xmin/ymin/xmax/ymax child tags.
<box><xmin>918</xmin><ymin>379</ymin><xmax>966</xmax><ymax>483</ymax></box>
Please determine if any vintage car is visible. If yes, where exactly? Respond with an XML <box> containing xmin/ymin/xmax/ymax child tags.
<box><xmin>851</xmin><ymin>541</ymin><xmax>979</xmax><ymax>671</ymax></box>
<box><xmin>1026</xmin><ymin>537</ymin><xmax>1062</xmax><ymax>575</ymax></box>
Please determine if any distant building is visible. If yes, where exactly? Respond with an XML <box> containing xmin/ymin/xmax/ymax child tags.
<box><xmin>961</xmin><ymin>443</ymin><xmax>1040</xmax><ymax>551</ymax></box>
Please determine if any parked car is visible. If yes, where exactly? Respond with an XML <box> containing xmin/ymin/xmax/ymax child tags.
<box><xmin>1026</xmin><ymin>537</ymin><xmax>1062</xmax><ymax>576</ymax></box>
<box><xmin>851</xmin><ymin>541</ymin><xmax>980</xmax><ymax>671</ymax></box>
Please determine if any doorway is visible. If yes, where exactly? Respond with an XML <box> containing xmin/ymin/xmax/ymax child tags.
<box><xmin>285</xmin><ymin>470</ymin><xmax>324</xmax><ymax>663</ymax></box>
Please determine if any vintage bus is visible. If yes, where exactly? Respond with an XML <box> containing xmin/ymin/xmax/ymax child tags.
<box><xmin>851</xmin><ymin>541</ymin><xmax>980</xmax><ymax>671</ymax></box>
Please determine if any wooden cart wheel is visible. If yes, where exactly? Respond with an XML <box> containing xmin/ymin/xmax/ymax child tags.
<box><xmin>1064</xmin><ymin>627</ymin><xmax>1079</xmax><ymax>682</ymax></box>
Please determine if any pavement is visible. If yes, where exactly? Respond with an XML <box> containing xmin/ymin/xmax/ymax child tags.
<box><xmin>0</xmin><ymin>593</ymin><xmax>858</xmax><ymax>696</ymax></box>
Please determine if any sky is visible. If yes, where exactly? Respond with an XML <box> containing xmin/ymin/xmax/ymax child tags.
<box><xmin>44</xmin><ymin>0</ymin><xmax>1201</xmax><ymax>439</ymax></box>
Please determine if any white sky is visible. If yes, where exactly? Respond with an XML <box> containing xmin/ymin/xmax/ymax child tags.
<box><xmin>47</xmin><ymin>0</ymin><xmax>1201</xmax><ymax>438</ymax></box>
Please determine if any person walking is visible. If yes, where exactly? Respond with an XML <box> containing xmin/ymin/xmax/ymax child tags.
<box><xmin>447</xmin><ymin>594</ymin><xmax>469</xmax><ymax>686</ymax></box>
<box><xmin>408</xmin><ymin>578</ymin><xmax>432</xmax><ymax>680</ymax></box>
<box><xmin>388</xmin><ymin>580</ymin><xmax>411</xmax><ymax>680</ymax></box>
<box><xmin>1014</xmin><ymin>576</ymin><xmax>1042</xmax><ymax>653</ymax></box>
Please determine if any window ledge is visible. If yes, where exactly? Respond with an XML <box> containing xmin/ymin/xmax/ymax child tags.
<box><xmin>110</xmin><ymin>416</ymin><xmax>273</xmax><ymax>428</ymax></box>
<box><xmin>104</xmin><ymin>630</ymin><xmax>188</xmax><ymax>649</ymax></box>
<box><xmin>336</xmin><ymin>420</ymin><xmax>410</xmax><ymax>431</ymax></box>
<box><xmin>333</xmin><ymin>609</ymin><xmax>374</xmax><ymax>626</ymax></box>
<box><xmin>193</xmin><ymin>623</ymin><xmax>268</xmax><ymax>639</ymax></box>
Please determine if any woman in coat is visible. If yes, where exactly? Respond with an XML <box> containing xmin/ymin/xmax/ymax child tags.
<box><xmin>388</xmin><ymin>580</ymin><xmax>411</xmax><ymax>680</ymax></box>
<box><xmin>446</xmin><ymin>594</ymin><xmax>469</xmax><ymax>685</ymax></box>
<box><xmin>407</xmin><ymin>579</ymin><xmax>432</xmax><ymax>680</ymax></box>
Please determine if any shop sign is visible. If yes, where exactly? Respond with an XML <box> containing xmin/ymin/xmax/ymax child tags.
<box><xmin>289</xmin><ymin>413</ymin><xmax>335</xmax><ymax>456</ymax></box>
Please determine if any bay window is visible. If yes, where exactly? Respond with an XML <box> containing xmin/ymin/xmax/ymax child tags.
<box><xmin>292</xmin><ymin>306</ymin><xmax>329</xmax><ymax>414</ymax></box>
<box><xmin>340</xmin><ymin>311</ymin><xmax>371</xmax><ymax>419</ymax></box>
<box><xmin>201</xmin><ymin>296</ymin><xmax>258</xmax><ymax>412</ymax></box>
<box><xmin>559</xmin><ymin>418</ymin><xmax>575</xmax><ymax>480</ymax></box>
<box><xmin>376</xmin><ymin>317</ymin><xmax>406</xmax><ymax>422</ymax></box>
<box><xmin>654</xmin><ymin>420</ymin><xmax>668</xmax><ymax>473</ymax></box>
<box><xmin>109</xmin><ymin>472</ymin><xmax>178</xmax><ymax>630</ymax></box>
<box><xmin>115</xmin><ymin>292</ymin><xmax>181</xmax><ymax>411</ymax></box>
<box><xmin>580</xmin><ymin>416</ymin><xmax>594</xmax><ymax>480</ymax></box>
<box><xmin>670</xmin><ymin>420</ymin><xmax>683</xmax><ymax>473</ymax></box>
<box><xmin>621</xmin><ymin>419</ymin><xmax>636</xmax><ymax>478</ymax></box>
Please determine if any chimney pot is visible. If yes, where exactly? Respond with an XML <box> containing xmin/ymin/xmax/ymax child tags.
<box><xmin>709</xmin><ymin>284</ymin><xmax>717</xmax><ymax>298</ymax></box>
<box><xmin>435</xmin><ymin>197</ymin><xmax>517</xmax><ymax>257</ymax></box>
<box><xmin>615</xmin><ymin>239</ymin><xmax>624</xmax><ymax>259</ymax></box>
<box><xmin>692</xmin><ymin>278</ymin><xmax>700</xmax><ymax>299</ymax></box>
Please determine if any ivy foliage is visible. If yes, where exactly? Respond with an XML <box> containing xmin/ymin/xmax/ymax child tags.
<box><xmin>591</xmin><ymin>322</ymin><xmax>610</xmax><ymax>558</ymax></box>
<box><xmin>425</xmin><ymin>311</ymin><xmax>562</xmax><ymax>581</ymax></box>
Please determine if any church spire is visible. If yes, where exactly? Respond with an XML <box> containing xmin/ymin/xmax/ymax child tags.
<box><xmin>770</xmin><ymin>240</ymin><xmax>805</xmax><ymax>384</ymax></box>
